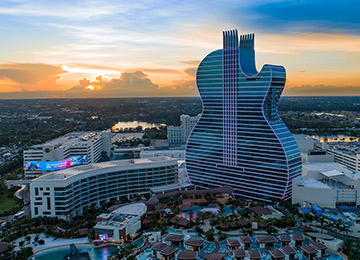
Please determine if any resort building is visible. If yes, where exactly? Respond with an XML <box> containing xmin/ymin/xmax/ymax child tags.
<box><xmin>30</xmin><ymin>157</ymin><xmax>178</xmax><ymax>219</ymax></box>
<box><xmin>184</xmin><ymin>238</ymin><xmax>205</xmax><ymax>252</ymax></box>
<box><xmin>24</xmin><ymin>130</ymin><xmax>111</xmax><ymax>179</ymax></box>
<box><xmin>94</xmin><ymin>203</ymin><xmax>147</xmax><ymax>243</ymax></box>
<box><xmin>256</xmin><ymin>236</ymin><xmax>276</xmax><ymax>249</ymax></box>
<box><xmin>292</xmin><ymin>162</ymin><xmax>360</xmax><ymax>208</ymax></box>
<box><xmin>279</xmin><ymin>246</ymin><xmax>296</xmax><ymax>260</ymax></box>
<box><xmin>167</xmin><ymin>114</ymin><xmax>200</xmax><ymax>147</ymax></box>
<box><xmin>185</xmin><ymin>29</ymin><xmax>301</xmax><ymax>202</ymax></box>
<box><xmin>165</xmin><ymin>234</ymin><xmax>185</xmax><ymax>247</ymax></box>
<box><xmin>233</xmin><ymin>249</ymin><xmax>246</xmax><ymax>260</ymax></box>
<box><xmin>239</xmin><ymin>236</ymin><xmax>252</xmax><ymax>249</ymax></box>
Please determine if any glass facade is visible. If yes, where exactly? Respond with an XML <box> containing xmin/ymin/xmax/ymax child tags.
<box><xmin>185</xmin><ymin>30</ymin><xmax>302</xmax><ymax>201</ymax></box>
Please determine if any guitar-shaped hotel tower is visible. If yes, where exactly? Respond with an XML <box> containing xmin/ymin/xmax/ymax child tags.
<box><xmin>185</xmin><ymin>29</ymin><xmax>302</xmax><ymax>201</ymax></box>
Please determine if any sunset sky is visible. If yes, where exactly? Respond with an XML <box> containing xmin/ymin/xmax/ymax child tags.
<box><xmin>0</xmin><ymin>0</ymin><xmax>359</xmax><ymax>98</ymax></box>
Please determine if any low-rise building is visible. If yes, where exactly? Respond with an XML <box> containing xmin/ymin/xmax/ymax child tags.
<box><xmin>94</xmin><ymin>203</ymin><xmax>147</xmax><ymax>243</ymax></box>
<box><xmin>184</xmin><ymin>238</ymin><xmax>205</xmax><ymax>252</ymax></box>
<box><xmin>292</xmin><ymin>162</ymin><xmax>360</xmax><ymax>208</ymax></box>
<box><xmin>30</xmin><ymin>157</ymin><xmax>178</xmax><ymax>219</ymax></box>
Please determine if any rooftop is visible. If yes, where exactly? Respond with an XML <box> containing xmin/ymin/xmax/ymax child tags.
<box><xmin>185</xmin><ymin>237</ymin><xmax>205</xmax><ymax>247</ymax></box>
<box><xmin>279</xmin><ymin>234</ymin><xmax>291</xmax><ymax>242</ymax></box>
<box><xmin>296</xmin><ymin>178</ymin><xmax>331</xmax><ymax>189</ymax></box>
<box><xmin>177</xmin><ymin>250</ymin><xmax>198</xmax><ymax>260</ymax></box>
<box><xmin>95</xmin><ymin>203</ymin><xmax>147</xmax><ymax>229</ymax></box>
<box><xmin>227</xmin><ymin>238</ymin><xmax>240</xmax><ymax>247</ymax></box>
<box><xmin>234</xmin><ymin>249</ymin><xmax>246</xmax><ymax>257</ymax></box>
<box><xmin>327</xmin><ymin>142</ymin><xmax>360</xmax><ymax>157</ymax></box>
<box><xmin>239</xmin><ymin>236</ymin><xmax>252</xmax><ymax>243</ymax></box>
<box><xmin>165</xmin><ymin>233</ymin><xmax>185</xmax><ymax>242</ymax></box>
<box><xmin>269</xmin><ymin>249</ymin><xmax>285</xmax><ymax>259</ymax></box>
<box><xmin>32</xmin><ymin>156</ymin><xmax>177</xmax><ymax>181</ymax></box>
<box><xmin>256</xmin><ymin>236</ymin><xmax>276</xmax><ymax>243</ymax></box>
<box><xmin>29</xmin><ymin>131</ymin><xmax>104</xmax><ymax>150</ymax></box>
<box><xmin>280</xmin><ymin>245</ymin><xmax>296</xmax><ymax>255</ymax></box>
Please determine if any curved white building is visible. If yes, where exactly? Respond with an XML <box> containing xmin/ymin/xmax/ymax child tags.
<box><xmin>30</xmin><ymin>157</ymin><xmax>178</xmax><ymax>219</ymax></box>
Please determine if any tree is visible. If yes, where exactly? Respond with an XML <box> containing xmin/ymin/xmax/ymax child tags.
<box><xmin>265</xmin><ymin>226</ymin><xmax>278</xmax><ymax>235</ymax></box>
<box><xmin>217</xmin><ymin>230</ymin><xmax>227</xmax><ymax>241</ymax></box>
<box><xmin>14</xmin><ymin>247</ymin><xmax>33</xmax><ymax>260</ymax></box>
<box><xmin>205</xmin><ymin>229</ymin><xmax>215</xmax><ymax>241</ymax></box>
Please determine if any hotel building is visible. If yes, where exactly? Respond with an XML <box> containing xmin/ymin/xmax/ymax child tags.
<box><xmin>24</xmin><ymin>131</ymin><xmax>111</xmax><ymax>179</ymax></box>
<box><xmin>30</xmin><ymin>157</ymin><xmax>178</xmax><ymax>219</ymax></box>
<box><xmin>185</xmin><ymin>30</ymin><xmax>302</xmax><ymax>201</ymax></box>
<box><xmin>167</xmin><ymin>114</ymin><xmax>200</xmax><ymax>147</ymax></box>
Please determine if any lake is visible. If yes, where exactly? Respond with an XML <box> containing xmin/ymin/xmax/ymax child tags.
<box><xmin>112</xmin><ymin>121</ymin><xmax>165</xmax><ymax>131</ymax></box>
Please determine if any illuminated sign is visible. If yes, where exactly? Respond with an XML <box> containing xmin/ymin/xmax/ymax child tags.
<box><xmin>24</xmin><ymin>155</ymin><xmax>89</xmax><ymax>171</ymax></box>
<box><xmin>99</xmin><ymin>234</ymin><xmax>108</xmax><ymax>241</ymax></box>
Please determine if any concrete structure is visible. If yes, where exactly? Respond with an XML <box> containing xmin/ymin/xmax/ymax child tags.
<box><xmin>140</xmin><ymin>149</ymin><xmax>185</xmax><ymax>160</ymax></box>
<box><xmin>301</xmin><ymin>150</ymin><xmax>334</xmax><ymax>164</ymax></box>
<box><xmin>94</xmin><ymin>203</ymin><xmax>147</xmax><ymax>243</ymax></box>
<box><xmin>307</xmin><ymin>233</ymin><xmax>343</xmax><ymax>251</ymax></box>
<box><xmin>325</xmin><ymin>142</ymin><xmax>360</xmax><ymax>172</ymax></box>
<box><xmin>293</xmin><ymin>135</ymin><xmax>333</xmax><ymax>163</ymax></box>
<box><xmin>30</xmin><ymin>157</ymin><xmax>178</xmax><ymax>219</ymax></box>
<box><xmin>24</xmin><ymin>131</ymin><xmax>111</xmax><ymax>179</ymax></box>
<box><xmin>294</xmin><ymin>134</ymin><xmax>320</xmax><ymax>153</ymax></box>
<box><xmin>167</xmin><ymin>114</ymin><xmax>200</xmax><ymax>147</ymax></box>
<box><xmin>293</xmin><ymin>162</ymin><xmax>360</xmax><ymax>208</ymax></box>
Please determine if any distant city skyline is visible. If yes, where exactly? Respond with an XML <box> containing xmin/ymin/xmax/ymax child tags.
<box><xmin>0</xmin><ymin>0</ymin><xmax>360</xmax><ymax>98</ymax></box>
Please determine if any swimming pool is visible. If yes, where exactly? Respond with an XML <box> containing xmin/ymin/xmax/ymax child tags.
<box><xmin>179</xmin><ymin>206</ymin><xmax>237</xmax><ymax>220</ymax></box>
<box><xmin>32</xmin><ymin>244</ymin><xmax>117</xmax><ymax>260</ymax></box>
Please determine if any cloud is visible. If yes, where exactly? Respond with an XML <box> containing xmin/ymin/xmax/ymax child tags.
<box><xmin>184</xmin><ymin>67</ymin><xmax>197</xmax><ymax>77</ymax></box>
<box><xmin>0</xmin><ymin>63</ymin><xmax>66</xmax><ymax>92</ymax></box>
<box><xmin>284</xmin><ymin>84</ymin><xmax>360</xmax><ymax>96</ymax></box>
<box><xmin>181</xmin><ymin>60</ymin><xmax>200</xmax><ymax>66</ymax></box>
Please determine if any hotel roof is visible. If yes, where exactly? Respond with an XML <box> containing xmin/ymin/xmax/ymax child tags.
<box><xmin>256</xmin><ymin>235</ymin><xmax>276</xmax><ymax>243</ymax></box>
<box><xmin>185</xmin><ymin>237</ymin><xmax>205</xmax><ymax>247</ymax></box>
<box><xmin>152</xmin><ymin>242</ymin><xmax>168</xmax><ymax>251</ymax></box>
<box><xmin>160</xmin><ymin>246</ymin><xmax>177</xmax><ymax>256</ymax></box>
<box><xmin>301</xmin><ymin>245</ymin><xmax>317</xmax><ymax>254</ymax></box>
<box><xmin>29</xmin><ymin>131</ymin><xmax>103</xmax><ymax>149</ymax></box>
<box><xmin>280</xmin><ymin>245</ymin><xmax>296</xmax><ymax>255</ymax></box>
<box><xmin>239</xmin><ymin>236</ymin><xmax>252</xmax><ymax>243</ymax></box>
<box><xmin>269</xmin><ymin>249</ymin><xmax>285</xmax><ymax>259</ymax></box>
<box><xmin>311</xmin><ymin>241</ymin><xmax>327</xmax><ymax>250</ymax></box>
<box><xmin>32</xmin><ymin>156</ymin><xmax>177</xmax><ymax>182</ymax></box>
<box><xmin>247</xmin><ymin>250</ymin><xmax>261</xmax><ymax>259</ymax></box>
<box><xmin>234</xmin><ymin>249</ymin><xmax>246</xmax><ymax>258</ymax></box>
<box><xmin>292</xmin><ymin>233</ymin><xmax>305</xmax><ymax>241</ymax></box>
<box><xmin>279</xmin><ymin>234</ymin><xmax>291</xmax><ymax>242</ymax></box>
<box><xmin>165</xmin><ymin>233</ymin><xmax>185</xmax><ymax>242</ymax></box>
<box><xmin>227</xmin><ymin>238</ymin><xmax>240</xmax><ymax>247</ymax></box>
<box><xmin>177</xmin><ymin>250</ymin><xmax>198</xmax><ymax>260</ymax></box>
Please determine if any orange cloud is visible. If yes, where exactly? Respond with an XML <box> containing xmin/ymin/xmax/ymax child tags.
<box><xmin>0</xmin><ymin>63</ymin><xmax>66</xmax><ymax>92</ymax></box>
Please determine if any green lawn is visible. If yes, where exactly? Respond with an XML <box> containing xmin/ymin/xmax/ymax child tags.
<box><xmin>0</xmin><ymin>181</ymin><xmax>23</xmax><ymax>216</ymax></box>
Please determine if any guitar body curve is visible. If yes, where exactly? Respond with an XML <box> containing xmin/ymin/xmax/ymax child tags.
<box><xmin>185</xmin><ymin>30</ymin><xmax>302</xmax><ymax>201</ymax></box>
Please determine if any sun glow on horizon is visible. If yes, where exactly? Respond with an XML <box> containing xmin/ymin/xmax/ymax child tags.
<box><xmin>85</xmin><ymin>84</ymin><xmax>101</xmax><ymax>90</ymax></box>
